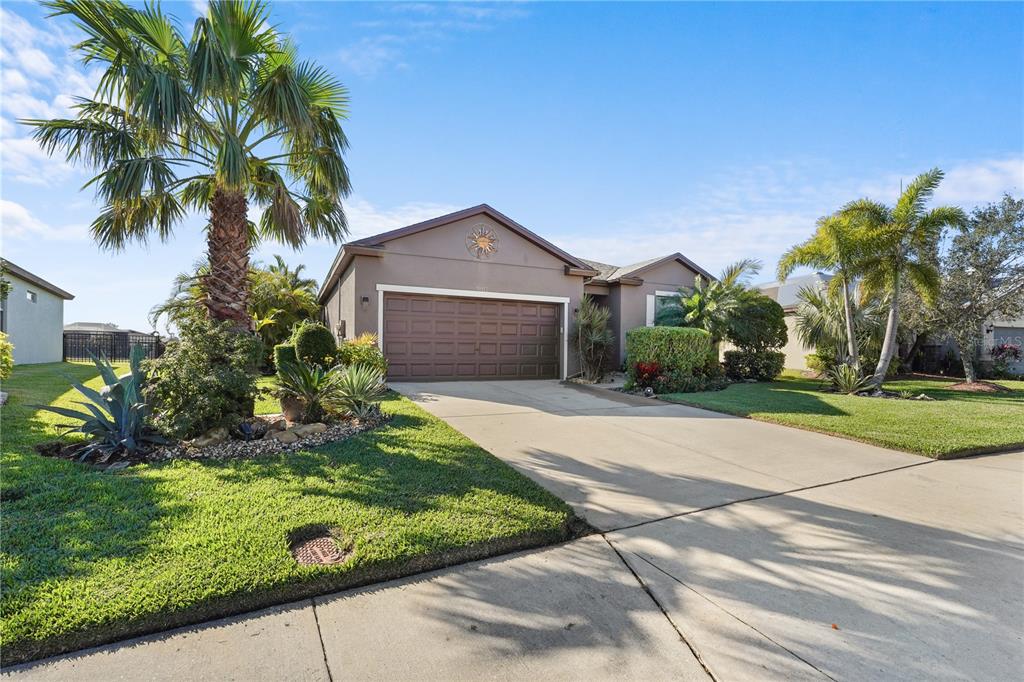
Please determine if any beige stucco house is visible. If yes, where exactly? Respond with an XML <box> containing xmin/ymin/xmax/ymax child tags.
<box><xmin>1</xmin><ymin>259</ymin><xmax>74</xmax><ymax>365</ymax></box>
<box><xmin>319</xmin><ymin>204</ymin><xmax>711</xmax><ymax>381</ymax></box>
<box><xmin>755</xmin><ymin>271</ymin><xmax>833</xmax><ymax>370</ymax></box>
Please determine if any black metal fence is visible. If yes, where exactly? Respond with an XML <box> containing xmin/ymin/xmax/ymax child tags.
<box><xmin>63</xmin><ymin>332</ymin><xmax>165</xmax><ymax>362</ymax></box>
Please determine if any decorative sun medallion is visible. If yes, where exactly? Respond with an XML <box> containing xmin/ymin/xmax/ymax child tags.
<box><xmin>466</xmin><ymin>225</ymin><xmax>499</xmax><ymax>259</ymax></box>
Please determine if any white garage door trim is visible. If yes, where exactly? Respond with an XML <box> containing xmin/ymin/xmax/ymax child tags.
<box><xmin>376</xmin><ymin>284</ymin><xmax>570</xmax><ymax>379</ymax></box>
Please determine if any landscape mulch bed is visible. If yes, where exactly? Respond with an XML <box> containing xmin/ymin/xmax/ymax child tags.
<box><xmin>945</xmin><ymin>381</ymin><xmax>1013</xmax><ymax>393</ymax></box>
<box><xmin>34</xmin><ymin>412</ymin><xmax>390</xmax><ymax>469</ymax></box>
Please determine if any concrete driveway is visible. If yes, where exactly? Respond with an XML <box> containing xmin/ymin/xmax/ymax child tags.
<box><xmin>9</xmin><ymin>380</ymin><xmax>1021</xmax><ymax>680</ymax></box>
<box><xmin>392</xmin><ymin>380</ymin><xmax>1024</xmax><ymax>680</ymax></box>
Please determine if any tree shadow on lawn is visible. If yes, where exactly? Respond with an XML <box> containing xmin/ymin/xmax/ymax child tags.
<box><xmin>674</xmin><ymin>381</ymin><xmax>850</xmax><ymax>418</ymax></box>
<box><xmin>206</xmin><ymin>409</ymin><xmax>567</xmax><ymax>517</ymax></box>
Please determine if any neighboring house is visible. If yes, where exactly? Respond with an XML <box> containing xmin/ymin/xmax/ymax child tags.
<box><xmin>0</xmin><ymin>259</ymin><xmax>75</xmax><ymax>365</ymax></box>
<box><xmin>755</xmin><ymin>271</ymin><xmax>834</xmax><ymax>370</ymax></box>
<box><xmin>64</xmin><ymin>321</ymin><xmax>156</xmax><ymax>343</ymax></box>
<box><xmin>918</xmin><ymin>315</ymin><xmax>1024</xmax><ymax>376</ymax></box>
<box><xmin>319</xmin><ymin>204</ymin><xmax>711</xmax><ymax>380</ymax></box>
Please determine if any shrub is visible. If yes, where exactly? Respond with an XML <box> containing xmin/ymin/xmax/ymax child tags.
<box><xmin>805</xmin><ymin>352</ymin><xmax>835</xmax><ymax>375</ymax></box>
<box><xmin>991</xmin><ymin>343</ymin><xmax>1022</xmax><ymax>377</ymax></box>
<box><xmin>333</xmin><ymin>364</ymin><xmax>387</xmax><ymax>419</ymax></box>
<box><xmin>625</xmin><ymin>327</ymin><xmax>712</xmax><ymax>376</ymax></box>
<box><xmin>725</xmin><ymin>293</ymin><xmax>787</xmax><ymax>351</ymax></box>
<box><xmin>652</xmin><ymin>369</ymin><xmax>728</xmax><ymax>394</ymax></box>
<box><xmin>273</xmin><ymin>343</ymin><xmax>298</xmax><ymax>372</ymax></box>
<box><xmin>38</xmin><ymin>345</ymin><xmax>165</xmax><ymax>461</ymax></box>
<box><xmin>631</xmin><ymin>361</ymin><xmax>662</xmax><ymax>389</ymax></box>
<box><xmin>276</xmin><ymin>359</ymin><xmax>346</xmax><ymax>423</ymax></box>
<box><xmin>828</xmin><ymin>363</ymin><xmax>870</xmax><ymax>394</ymax></box>
<box><xmin>0</xmin><ymin>331</ymin><xmax>12</xmax><ymax>381</ymax></box>
<box><xmin>723</xmin><ymin>349</ymin><xmax>785</xmax><ymax>381</ymax></box>
<box><xmin>337</xmin><ymin>333</ymin><xmax>388</xmax><ymax>374</ymax></box>
<box><xmin>572</xmin><ymin>295</ymin><xmax>613</xmax><ymax>382</ymax></box>
<box><xmin>144</xmin><ymin>318</ymin><xmax>263</xmax><ymax>439</ymax></box>
<box><xmin>291</xmin><ymin>321</ymin><xmax>336</xmax><ymax>368</ymax></box>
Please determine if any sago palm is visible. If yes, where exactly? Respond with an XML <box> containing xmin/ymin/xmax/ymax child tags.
<box><xmin>655</xmin><ymin>259</ymin><xmax>761</xmax><ymax>343</ymax></box>
<box><xmin>25</xmin><ymin>0</ymin><xmax>350</xmax><ymax>329</ymax></box>
<box><xmin>778</xmin><ymin>212</ymin><xmax>866</xmax><ymax>372</ymax></box>
<box><xmin>843</xmin><ymin>169</ymin><xmax>965</xmax><ymax>388</ymax></box>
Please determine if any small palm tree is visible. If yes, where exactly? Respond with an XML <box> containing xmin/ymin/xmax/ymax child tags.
<box><xmin>655</xmin><ymin>259</ymin><xmax>761</xmax><ymax>343</ymax></box>
<box><xmin>25</xmin><ymin>0</ymin><xmax>350</xmax><ymax>329</ymax></box>
<box><xmin>778</xmin><ymin>213</ymin><xmax>866</xmax><ymax>372</ymax></box>
<box><xmin>844</xmin><ymin>169</ymin><xmax>966</xmax><ymax>388</ymax></box>
<box><xmin>267</xmin><ymin>254</ymin><xmax>317</xmax><ymax>291</ymax></box>
<box><xmin>793</xmin><ymin>285</ymin><xmax>885</xmax><ymax>366</ymax></box>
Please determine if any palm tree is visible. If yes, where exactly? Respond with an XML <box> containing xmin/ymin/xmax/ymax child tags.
<box><xmin>778</xmin><ymin>213</ymin><xmax>866</xmax><ymax>372</ymax></box>
<box><xmin>793</xmin><ymin>285</ymin><xmax>885</xmax><ymax>366</ymax></box>
<box><xmin>655</xmin><ymin>259</ymin><xmax>762</xmax><ymax>343</ymax></box>
<box><xmin>150</xmin><ymin>256</ymin><xmax>320</xmax><ymax>355</ymax></box>
<box><xmin>25</xmin><ymin>0</ymin><xmax>350</xmax><ymax>330</ymax></box>
<box><xmin>844</xmin><ymin>169</ymin><xmax>966</xmax><ymax>388</ymax></box>
<box><xmin>267</xmin><ymin>254</ymin><xmax>317</xmax><ymax>290</ymax></box>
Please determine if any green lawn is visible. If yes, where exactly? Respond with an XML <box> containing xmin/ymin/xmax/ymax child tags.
<box><xmin>1</xmin><ymin>362</ymin><xmax>575</xmax><ymax>664</ymax></box>
<box><xmin>660</xmin><ymin>371</ymin><xmax>1024</xmax><ymax>458</ymax></box>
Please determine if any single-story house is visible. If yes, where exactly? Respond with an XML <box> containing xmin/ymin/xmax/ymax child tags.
<box><xmin>756</xmin><ymin>271</ymin><xmax>832</xmax><ymax>370</ymax></box>
<box><xmin>318</xmin><ymin>204</ymin><xmax>712</xmax><ymax>381</ymax></box>
<box><xmin>0</xmin><ymin>259</ymin><xmax>74</xmax><ymax>365</ymax></box>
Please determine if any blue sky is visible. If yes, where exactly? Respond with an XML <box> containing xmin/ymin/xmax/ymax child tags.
<box><xmin>2</xmin><ymin>1</ymin><xmax>1021</xmax><ymax>331</ymax></box>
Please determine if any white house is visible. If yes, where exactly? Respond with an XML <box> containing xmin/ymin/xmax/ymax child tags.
<box><xmin>1</xmin><ymin>259</ymin><xmax>74</xmax><ymax>365</ymax></box>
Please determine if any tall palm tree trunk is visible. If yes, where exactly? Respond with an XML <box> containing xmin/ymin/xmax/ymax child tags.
<box><xmin>205</xmin><ymin>189</ymin><xmax>251</xmax><ymax>330</ymax></box>
<box><xmin>870</xmin><ymin>269</ymin><xmax>901</xmax><ymax>388</ymax></box>
<box><xmin>840</xmin><ymin>276</ymin><xmax>860</xmax><ymax>372</ymax></box>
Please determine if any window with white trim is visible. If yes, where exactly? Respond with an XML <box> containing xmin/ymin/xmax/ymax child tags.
<box><xmin>26</xmin><ymin>290</ymin><xmax>37</xmax><ymax>303</ymax></box>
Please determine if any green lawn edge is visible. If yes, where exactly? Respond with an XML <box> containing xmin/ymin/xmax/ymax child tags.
<box><xmin>1</xmin><ymin>363</ymin><xmax>582</xmax><ymax>666</ymax></box>
<box><xmin>659</xmin><ymin>373</ymin><xmax>1024</xmax><ymax>459</ymax></box>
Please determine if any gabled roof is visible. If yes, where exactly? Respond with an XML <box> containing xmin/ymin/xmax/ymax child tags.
<box><xmin>319</xmin><ymin>204</ymin><xmax>596</xmax><ymax>300</ymax></box>
<box><xmin>349</xmin><ymin>204</ymin><xmax>593</xmax><ymax>269</ymax></box>
<box><xmin>757</xmin><ymin>271</ymin><xmax>833</xmax><ymax>311</ymax></box>
<box><xmin>1</xmin><ymin>258</ymin><xmax>74</xmax><ymax>300</ymax></box>
<box><xmin>585</xmin><ymin>252</ymin><xmax>715</xmax><ymax>284</ymax></box>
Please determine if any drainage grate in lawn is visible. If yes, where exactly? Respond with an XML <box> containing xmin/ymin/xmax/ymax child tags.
<box><xmin>288</xmin><ymin>525</ymin><xmax>352</xmax><ymax>566</ymax></box>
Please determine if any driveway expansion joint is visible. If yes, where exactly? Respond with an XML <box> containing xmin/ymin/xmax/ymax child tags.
<box><xmin>600</xmin><ymin>534</ymin><xmax>716</xmax><ymax>680</ymax></box>
<box><xmin>603</xmin><ymin>458</ymin><xmax>936</xmax><ymax>534</ymax></box>
<box><xmin>628</xmin><ymin>550</ymin><xmax>837</xmax><ymax>681</ymax></box>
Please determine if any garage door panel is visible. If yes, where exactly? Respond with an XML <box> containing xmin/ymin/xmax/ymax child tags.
<box><xmin>384</xmin><ymin>293</ymin><xmax>560</xmax><ymax>381</ymax></box>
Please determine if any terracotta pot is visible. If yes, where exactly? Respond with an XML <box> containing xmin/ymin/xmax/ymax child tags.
<box><xmin>279</xmin><ymin>395</ymin><xmax>305</xmax><ymax>423</ymax></box>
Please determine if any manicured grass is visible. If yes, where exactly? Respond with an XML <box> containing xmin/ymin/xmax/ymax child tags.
<box><xmin>1</xmin><ymin>362</ymin><xmax>574</xmax><ymax>664</ymax></box>
<box><xmin>660</xmin><ymin>371</ymin><xmax>1024</xmax><ymax>458</ymax></box>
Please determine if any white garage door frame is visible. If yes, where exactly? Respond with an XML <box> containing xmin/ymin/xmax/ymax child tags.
<box><xmin>376</xmin><ymin>284</ymin><xmax>571</xmax><ymax>380</ymax></box>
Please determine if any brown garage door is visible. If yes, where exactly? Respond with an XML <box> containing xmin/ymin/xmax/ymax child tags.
<box><xmin>383</xmin><ymin>293</ymin><xmax>560</xmax><ymax>380</ymax></box>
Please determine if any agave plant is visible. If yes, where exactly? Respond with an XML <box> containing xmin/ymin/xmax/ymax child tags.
<box><xmin>827</xmin><ymin>363</ymin><xmax>871</xmax><ymax>395</ymax></box>
<box><xmin>333</xmin><ymin>364</ymin><xmax>386</xmax><ymax>419</ymax></box>
<box><xmin>275</xmin><ymin>359</ymin><xmax>345</xmax><ymax>423</ymax></box>
<box><xmin>37</xmin><ymin>345</ymin><xmax>165</xmax><ymax>461</ymax></box>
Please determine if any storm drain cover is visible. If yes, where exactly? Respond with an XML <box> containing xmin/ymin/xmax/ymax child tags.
<box><xmin>289</xmin><ymin>526</ymin><xmax>351</xmax><ymax>565</ymax></box>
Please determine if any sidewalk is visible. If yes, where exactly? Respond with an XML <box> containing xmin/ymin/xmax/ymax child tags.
<box><xmin>4</xmin><ymin>536</ymin><xmax>708</xmax><ymax>681</ymax></box>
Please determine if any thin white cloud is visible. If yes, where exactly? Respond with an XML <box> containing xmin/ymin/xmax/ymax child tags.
<box><xmin>338</xmin><ymin>35</ymin><xmax>408</xmax><ymax>78</ymax></box>
<box><xmin>0</xmin><ymin>8</ymin><xmax>101</xmax><ymax>185</ymax></box>
<box><xmin>0</xmin><ymin>199</ymin><xmax>88</xmax><ymax>241</ymax></box>
<box><xmin>552</xmin><ymin>156</ymin><xmax>1024</xmax><ymax>278</ymax></box>
<box><xmin>337</xmin><ymin>2</ymin><xmax>529</xmax><ymax>77</ymax></box>
<box><xmin>860</xmin><ymin>157</ymin><xmax>1024</xmax><ymax>206</ymax></box>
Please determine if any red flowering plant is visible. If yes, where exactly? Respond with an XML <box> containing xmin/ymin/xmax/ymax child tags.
<box><xmin>632</xmin><ymin>361</ymin><xmax>662</xmax><ymax>389</ymax></box>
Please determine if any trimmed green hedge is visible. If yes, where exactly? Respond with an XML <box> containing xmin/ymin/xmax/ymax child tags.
<box><xmin>723</xmin><ymin>349</ymin><xmax>785</xmax><ymax>381</ymax></box>
<box><xmin>625</xmin><ymin>326</ymin><xmax>712</xmax><ymax>375</ymax></box>
<box><xmin>273</xmin><ymin>344</ymin><xmax>298</xmax><ymax>372</ymax></box>
<box><xmin>291</xmin><ymin>322</ymin><xmax>336</xmax><ymax>367</ymax></box>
